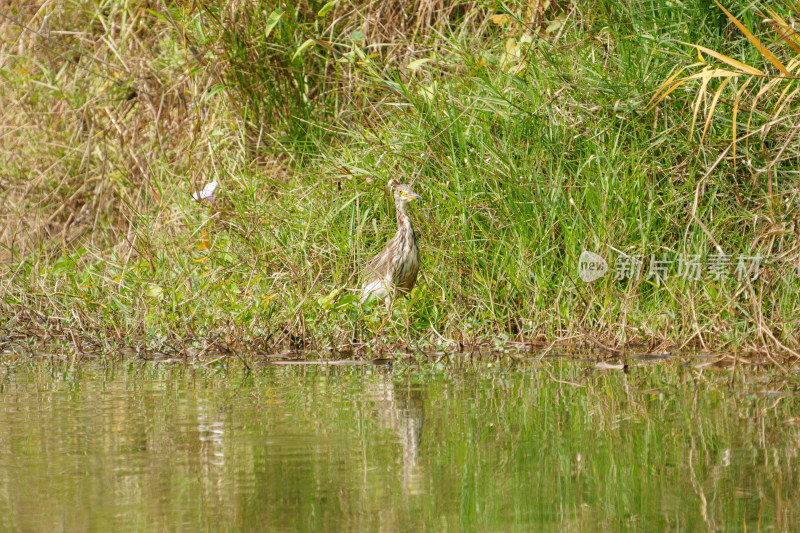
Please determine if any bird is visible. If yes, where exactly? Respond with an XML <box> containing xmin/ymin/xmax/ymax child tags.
<box><xmin>361</xmin><ymin>181</ymin><xmax>424</xmax><ymax>303</ymax></box>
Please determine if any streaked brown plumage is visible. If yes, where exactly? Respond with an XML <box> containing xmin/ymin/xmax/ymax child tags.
<box><xmin>361</xmin><ymin>183</ymin><xmax>423</xmax><ymax>302</ymax></box>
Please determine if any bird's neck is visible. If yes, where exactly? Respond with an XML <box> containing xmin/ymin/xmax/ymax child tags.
<box><xmin>396</xmin><ymin>203</ymin><xmax>413</xmax><ymax>234</ymax></box>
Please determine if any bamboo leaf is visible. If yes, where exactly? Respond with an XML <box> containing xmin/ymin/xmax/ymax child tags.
<box><xmin>204</xmin><ymin>84</ymin><xmax>226</xmax><ymax>102</ymax></box>
<box><xmin>679</xmin><ymin>42</ymin><xmax>764</xmax><ymax>75</ymax></box>
<box><xmin>713</xmin><ymin>0</ymin><xmax>790</xmax><ymax>76</ymax></box>
<box><xmin>684</xmin><ymin>68</ymin><xmax>741</xmax><ymax>80</ymax></box>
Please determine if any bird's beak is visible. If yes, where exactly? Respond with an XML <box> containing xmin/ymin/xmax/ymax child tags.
<box><xmin>406</xmin><ymin>192</ymin><xmax>423</xmax><ymax>202</ymax></box>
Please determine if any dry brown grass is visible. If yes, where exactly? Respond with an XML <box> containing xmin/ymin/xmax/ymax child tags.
<box><xmin>0</xmin><ymin>1</ymin><xmax>229</xmax><ymax>263</ymax></box>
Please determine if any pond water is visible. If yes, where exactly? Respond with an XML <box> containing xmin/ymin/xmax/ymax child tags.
<box><xmin>0</xmin><ymin>356</ymin><xmax>798</xmax><ymax>531</ymax></box>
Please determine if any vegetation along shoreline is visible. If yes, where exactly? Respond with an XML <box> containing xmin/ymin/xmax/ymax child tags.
<box><xmin>1</xmin><ymin>1</ymin><xmax>799</xmax><ymax>362</ymax></box>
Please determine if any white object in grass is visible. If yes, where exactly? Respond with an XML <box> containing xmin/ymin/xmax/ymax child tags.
<box><xmin>193</xmin><ymin>181</ymin><xmax>218</xmax><ymax>204</ymax></box>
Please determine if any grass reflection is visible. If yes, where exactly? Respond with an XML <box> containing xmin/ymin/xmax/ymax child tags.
<box><xmin>0</xmin><ymin>360</ymin><xmax>797</xmax><ymax>531</ymax></box>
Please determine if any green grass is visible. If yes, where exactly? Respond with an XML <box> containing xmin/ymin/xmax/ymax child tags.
<box><xmin>1</xmin><ymin>0</ymin><xmax>799</xmax><ymax>357</ymax></box>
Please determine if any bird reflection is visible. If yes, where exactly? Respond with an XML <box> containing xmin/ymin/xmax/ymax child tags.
<box><xmin>366</xmin><ymin>374</ymin><xmax>426</xmax><ymax>494</ymax></box>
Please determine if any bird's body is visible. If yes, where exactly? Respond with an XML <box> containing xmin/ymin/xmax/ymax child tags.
<box><xmin>361</xmin><ymin>184</ymin><xmax>423</xmax><ymax>302</ymax></box>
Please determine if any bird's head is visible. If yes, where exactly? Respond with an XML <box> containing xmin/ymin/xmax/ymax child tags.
<box><xmin>393</xmin><ymin>184</ymin><xmax>423</xmax><ymax>206</ymax></box>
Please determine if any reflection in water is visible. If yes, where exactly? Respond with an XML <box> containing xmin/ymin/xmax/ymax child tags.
<box><xmin>366</xmin><ymin>376</ymin><xmax>426</xmax><ymax>494</ymax></box>
<box><xmin>196</xmin><ymin>399</ymin><xmax>227</xmax><ymax>514</ymax></box>
<box><xmin>198</xmin><ymin>403</ymin><xmax>226</xmax><ymax>466</ymax></box>
<box><xmin>0</xmin><ymin>361</ymin><xmax>799</xmax><ymax>531</ymax></box>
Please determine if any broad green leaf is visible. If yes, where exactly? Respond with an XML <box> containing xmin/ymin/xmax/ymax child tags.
<box><xmin>264</xmin><ymin>8</ymin><xmax>284</xmax><ymax>39</ymax></box>
<box><xmin>316</xmin><ymin>287</ymin><xmax>342</xmax><ymax>308</ymax></box>
<box><xmin>337</xmin><ymin>294</ymin><xmax>359</xmax><ymax>306</ymax></box>
<box><xmin>318</xmin><ymin>0</ymin><xmax>338</xmax><ymax>17</ymax></box>
<box><xmin>291</xmin><ymin>39</ymin><xmax>315</xmax><ymax>61</ymax></box>
<box><xmin>406</xmin><ymin>58</ymin><xmax>432</xmax><ymax>71</ymax></box>
<box><xmin>146</xmin><ymin>284</ymin><xmax>164</xmax><ymax>298</ymax></box>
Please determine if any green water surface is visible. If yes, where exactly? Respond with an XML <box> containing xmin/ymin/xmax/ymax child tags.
<box><xmin>0</xmin><ymin>357</ymin><xmax>798</xmax><ymax>531</ymax></box>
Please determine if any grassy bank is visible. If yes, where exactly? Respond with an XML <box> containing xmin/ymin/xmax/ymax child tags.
<box><xmin>1</xmin><ymin>0</ymin><xmax>799</xmax><ymax>358</ymax></box>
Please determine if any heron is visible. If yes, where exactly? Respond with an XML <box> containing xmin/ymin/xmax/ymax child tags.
<box><xmin>361</xmin><ymin>182</ymin><xmax>424</xmax><ymax>304</ymax></box>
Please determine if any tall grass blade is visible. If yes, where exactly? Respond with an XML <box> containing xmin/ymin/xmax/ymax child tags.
<box><xmin>732</xmin><ymin>77</ymin><xmax>753</xmax><ymax>163</ymax></box>
<box><xmin>713</xmin><ymin>0</ymin><xmax>790</xmax><ymax>76</ymax></box>
<box><xmin>701</xmin><ymin>77</ymin><xmax>731</xmax><ymax>145</ymax></box>
<box><xmin>691</xmin><ymin>67</ymin><xmax>713</xmax><ymax>137</ymax></box>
